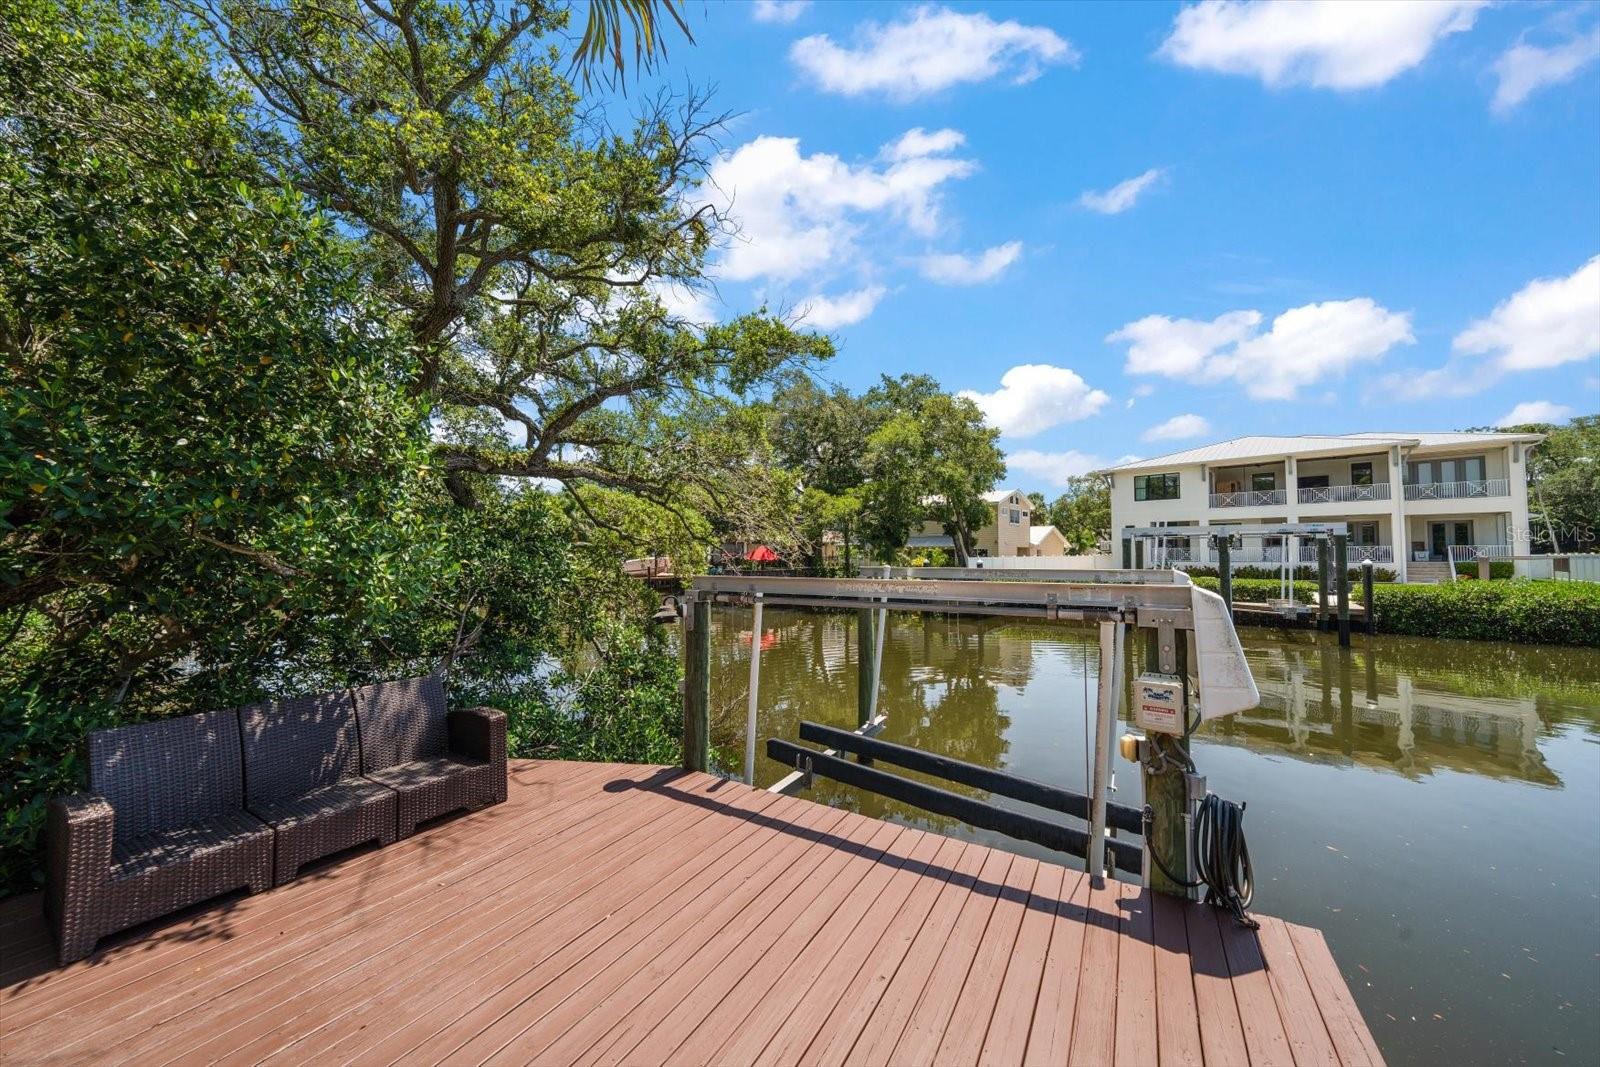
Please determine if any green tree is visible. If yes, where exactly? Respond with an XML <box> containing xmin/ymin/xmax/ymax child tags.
<box><xmin>1489</xmin><ymin>416</ymin><xmax>1599</xmax><ymax>551</ymax></box>
<box><xmin>0</xmin><ymin>0</ymin><xmax>442</xmax><ymax>888</ymax></box>
<box><xmin>765</xmin><ymin>373</ymin><xmax>882</xmax><ymax>570</ymax></box>
<box><xmin>858</xmin><ymin>375</ymin><xmax>1006</xmax><ymax>565</ymax></box>
<box><xmin>1047</xmin><ymin>475</ymin><xmax>1112</xmax><ymax>554</ymax></box>
<box><xmin>187</xmin><ymin>0</ymin><xmax>831</xmax><ymax>514</ymax></box>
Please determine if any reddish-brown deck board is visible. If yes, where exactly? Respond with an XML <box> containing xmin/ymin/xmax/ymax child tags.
<box><xmin>0</xmin><ymin>760</ymin><xmax>1381</xmax><ymax>1066</ymax></box>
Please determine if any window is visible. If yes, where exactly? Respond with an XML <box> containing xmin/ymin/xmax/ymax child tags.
<box><xmin>1299</xmin><ymin>474</ymin><xmax>1330</xmax><ymax>489</ymax></box>
<box><xmin>1351</xmin><ymin>462</ymin><xmax>1373</xmax><ymax>486</ymax></box>
<box><xmin>1408</xmin><ymin>455</ymin><xmax>1486</xmax><ymax>485</ymax></box>
<box><xmin>1008</xmin><ymin>508</ymin><xmax>1021</xmax><ymax>524</ymax></box>
<box><xmin>1353</xmin><ymin>522</ymin><xmax>1379</xmax><ymax>546</ymax></box>
<box><xmin>1134</xmin><ymin>473</ymin><xmax>1181</xmax><ymax>501</ymax></box>
<box><xmin>1251</xmin><ymin>472</ymin><xmax>1276</xmax><ymax>492</ymax></box>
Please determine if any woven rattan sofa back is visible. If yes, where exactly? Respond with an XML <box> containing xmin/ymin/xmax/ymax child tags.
<box><xmin>237</xmin><ymin>690</ymin><xmax>362</xmax><ymax>807</ymax></box>
<box><xmin>351</xmin><ymin>674</ymin><xmax>449</xmax><ymax>773</ymax></box>
<box><xmin>87</xmin><ymin>710</ymin><xmax>246</xmax><ymax>845</ymax></box>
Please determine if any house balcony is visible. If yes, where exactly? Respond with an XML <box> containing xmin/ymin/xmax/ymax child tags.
<box><xmin>1402</xmin><ymin>478</ymin><xmax>1508</xmax><ymax>501</ymax></box>
<box><xmin>1296</xmin><ymin>482</ymin><xmax>1391</xmax><ymax>505</ymax></box>
<box><xmin>1208</xmin><ymin>489</ymin><xmax>1288</xmax><ymax>508</ymax></box>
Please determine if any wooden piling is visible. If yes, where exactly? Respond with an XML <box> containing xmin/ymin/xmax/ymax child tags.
<box><xmin>1362</xmin><ymin>562</ymin><xmax>1376</xmax><ymax>636</ymax></box>
<box><xmin>1216</xmin><ymin>536</ymin><xmax>1233</xmax><ymax>613</ymax></box>
<box><xmin>1316</xmin><ymin>541</ymin><xmax>1331</xmax><ymax>633</ymax></box>
<box><xmin>683</xmin><ymin>595</ymin><xmax>710</xmax><ymax>773</ymax></box>
<box><xmin>1143</xmin><ymin>630</ymin><xmax>1192</xmax><ymax>897</ymax></box>
<box><xmin>1334</xmin><ymin>534</ymin><xmax>1350</xmax><ymax>648</ymax></box>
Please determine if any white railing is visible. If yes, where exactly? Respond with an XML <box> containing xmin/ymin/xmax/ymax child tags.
<box><xmin>1402</xmin><ymin>478</ymin><xmax>1508</xmax><ymax>501</ymax></box>
<box><xmin>1446</xmin><ymin>544</ymin><xmax>1512</xmax><ymax>582</ymax></box>
<box><xmin>1208</xmin><ymin>489</ymin><xmax>1288</xmax><ymax>508</ymax></box>
<box><xmin>1295</xmin><ymin>482</ymin><xmax>1392</xmax><ymax>505</ymax></box>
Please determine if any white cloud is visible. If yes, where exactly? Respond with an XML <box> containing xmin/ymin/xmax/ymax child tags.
<box><xmin>752</xmin><ymin>0</ymin><xmax>809</xmax><ymax>25</ymax></box>
<box><xmin>1493</xmin><ymin>27</ymin><xmax>1600</xmax><ymax>114</ymax></box>
<box><xmin>1079</xmin><ymin>168</ymin><xmax>1165</xmax><ymax>215</ymax></box>
<box><xmin>959</xmin><ymin>364</ymin><xmax>1110</xmax><ymax>438</ymax></box>
<box><xmin>883</xmin><ymin>127</ymin><xmax>965</xmax><ymax>161</ymax></box>
<box><xmin>791</xmin><ymin>5</ymin><xmax>1079</xmax><ymax>101</ymax></box>
<box><xmin>1143</xmin><ymin>413</ymin><xmax>1213</xmax><ymax>442</ymax></box>
<box><xmin>1454</xmin><ymin>255</ymin><xmax>1600</xmax><ymax>371</ymax></box>
<box><xmin>1159</xmin><ymin>0</ymin><xmax>1484</xmax><ymax>90</ymax></box>
<box><xmin>1111</xmin><ymin>310</ymin><xmax>1261</xmax><ymax>377</ymax></box>
<box><xmin>796</xmin><ymin>286</ymin><xmax>887</xmax><ymax>329</ymax></box>
<box><xmin>1496</xmin><ymin>401</ymin><xmax>1575</xmax><ymax>427</ymax></box>
<box><xmin>706</xmin><ymin>131</ymin><xmax>975</xmax><ymax>284</ymax></box>
<box><xmin>1006</xmin><ymin>449</ymin><xmax>1106</xmax><ymax>489</ymax></box>
<box><xmin>1111</xmin><ymin>299</ymin><xmax>1414</xmax><ymax>400</ymax></box>
<box><xmin>918</xmin><ymin>241</ymin><xmax>1023</xmax><ymax>285</ymax></box>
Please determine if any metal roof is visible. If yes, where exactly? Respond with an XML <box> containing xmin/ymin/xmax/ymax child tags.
<box><xmin>1028</xmin><ymin>525</ymin><xmax>1062</xmax><ymax>546</ymax></box>
<box><xmin>1091</xmin><ymin>430</ymin><xmax>1544</xmax><ymax>475</ymax></box>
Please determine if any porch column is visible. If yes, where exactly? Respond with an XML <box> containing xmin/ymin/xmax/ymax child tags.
<box><xmin>1285</xmin><ymin>455</ymin><xmax>1299</xmax><ymax>523</ymax></box>
<box><xmin>1389</xmin><ymin>445</ymin><xmax>1407</xmax><ymax>582</ymax></box>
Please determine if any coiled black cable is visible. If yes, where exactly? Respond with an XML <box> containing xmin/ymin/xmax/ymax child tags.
<box><xmin>1143</xmin><ymin>793</ymin><xmax>1258</xmax><ymax>929</ymax></box>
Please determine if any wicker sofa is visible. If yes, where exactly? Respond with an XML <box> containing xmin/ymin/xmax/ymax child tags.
<box><xmin>46</xmin><ymin>675</ymin><xmax>506</xmax><ymax>964</ymax></box>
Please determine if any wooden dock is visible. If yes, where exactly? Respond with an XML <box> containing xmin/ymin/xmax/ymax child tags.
<box><xmin>0</xmin><ymin>759</ymin><xmax>1383</xmax><ymax>1065</ymax></box>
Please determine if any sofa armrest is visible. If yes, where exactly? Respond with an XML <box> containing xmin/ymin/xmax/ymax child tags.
<box><xmin>447</xmin><ymin>706</ymin><xmax>507</xmax><ymax>766</ymax></box>
<box><xmin>45</xmin><ymin>793</ymin><xmax>114</xmax><ymax>926</ymax></box>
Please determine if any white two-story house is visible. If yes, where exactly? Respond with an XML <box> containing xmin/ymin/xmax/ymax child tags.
<box><xmin>1094</xmin><ymin>431</ymin><xmax>1545</xmax><ymax>582</ymax></box>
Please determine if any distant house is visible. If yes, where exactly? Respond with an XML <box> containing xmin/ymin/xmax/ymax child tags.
<box><xmin>1094</xmin><ymin>430</ymin><xmax>1544</xmax><ymax>582</ymax></box>
<box><xmin>1028</xmin><ymin>524</ymin><xmax>1069</xmax><ymax>556</ymax></box>
<box><xmin>908</xmin><ymin>489</ymin><xmax>1044</xmax><ymax>558</ymax></box>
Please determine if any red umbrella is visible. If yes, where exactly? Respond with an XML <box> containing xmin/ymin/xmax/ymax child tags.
<box><xmin>744</xmin><ymin>544</ymin><xmax>780</xmax><ymax>562</ymax></box>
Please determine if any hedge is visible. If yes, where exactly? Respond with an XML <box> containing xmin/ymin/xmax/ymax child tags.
<box><xmin>1185</xmin><ymin>565</ymin><xmax>1397</xmax><ymax>583</ymax></box>
<box><xmin>1453</xmin><ymin>561</ymin><xmax>1515</xmax><ymax>580</ymax></box>
<box><xmin>1192</xmin><ymin>575</ymin><xmax>1600</xmax><ymax>647</ymax></box>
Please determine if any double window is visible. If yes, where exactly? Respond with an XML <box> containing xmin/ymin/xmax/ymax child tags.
<box><xmin>1407</xmin><ymin>455</ymin><xmax>1486</xmax><ymax>485</ymax></box>
<box><xmin>1134</xmin><ymin>473</ymin><xmax>1181</xmax><ymax>501</ymax></box>
<box><xmin>1250</xmin><ymin>472</ymin><xmax>1277</xmax><ymax>492</ymax></box>
<box><xmin>1008</xmin><ymin>507</ymin><xmax>1021</xmax><ymax>525</ymax></box>
<box><xmin>1350</xmin><ymin>462</ymin><xmax>1373</xmax><ymax>486</ymax></box>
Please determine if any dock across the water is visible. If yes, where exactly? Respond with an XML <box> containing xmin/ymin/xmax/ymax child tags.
<box><xmin>0</xmin><ymin>759</ymin><xmax>1383</xmax><ymax>1065</ymax></box>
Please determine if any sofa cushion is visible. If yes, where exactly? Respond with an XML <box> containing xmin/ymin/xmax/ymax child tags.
<box><xmin>351</xmin><ymin>675</ymin><xmax>450</xmax><ymax>773</ymax></box>
<box><xmin>248</xmin><ymin>778</ymin><xmax>395</xmax><ymax>829</ymax></box>
<box><xmin>110</xmin><ymin>810</ymin><xmax>271</xmax><ymax>881</ymax></box>
<box><xmin>364</xmin><ymin>754</ymin><xmax>485</xmax><ymax>792</ymax></box>
<box><xmin>89</xmin><ymin>710</ymin><xmax>247</xmax><ymax>846</ymax></box>
<box><xmin>238</xmin><ymin>689</ymin><xmax>362</xmax><ymax>808</ymax></box>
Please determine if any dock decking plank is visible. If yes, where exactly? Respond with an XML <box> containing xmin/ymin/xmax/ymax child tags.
<box><xmin>1112</xmin><ymin>881</ymin><xmax>1158</xmax><ymax>1067</ymax></box>
<box><xmin>0</xmin><ymin>760</ymin><xmax>1382</xmax><ymax>1067</ymax></box>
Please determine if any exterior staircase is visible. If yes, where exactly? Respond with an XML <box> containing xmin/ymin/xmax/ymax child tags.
<box><xmin>1407</xmin><ymin>561</ymin><xmax>1454</xmax><ymax>584</ymax></box>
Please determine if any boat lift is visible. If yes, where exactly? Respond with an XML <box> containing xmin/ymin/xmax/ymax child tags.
<box><xmin>678</xmin><ymin>568</ymin><xmax>1261</xmax><ymax>894</ymax></box>
<box><xmin>1122</xmin><ymin>522</ymin><xmax>1361</xmax><ymax>645</ymax></box>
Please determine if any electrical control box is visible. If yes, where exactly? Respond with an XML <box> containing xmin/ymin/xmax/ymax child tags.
<box><xmin>1134</xmin><ymin>673</ymin><xmax>1186</xmax><ymax>735</ymax></box>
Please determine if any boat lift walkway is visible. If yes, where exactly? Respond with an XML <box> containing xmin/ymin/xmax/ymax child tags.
<box><xmin>0</xmin><ymin>760</ymin><xmax>1383</xmax><ymax>1065</ymax></box>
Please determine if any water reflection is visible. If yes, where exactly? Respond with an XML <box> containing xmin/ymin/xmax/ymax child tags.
<box><xmin>1214</xmin><ymin>636</ymin><xmax>1561</xmax><ymax>786</ymax></box>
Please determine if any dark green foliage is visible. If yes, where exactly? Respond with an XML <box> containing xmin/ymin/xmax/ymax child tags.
<box><xmin>1192</xmin><ymin>577</ymin><xmax>1321</xmax><ymax>605</ymax></box>
<box><xmin>1453</xmin><ymin>562</ymin><xmax>1515</xmax><ymax>580</ymax></box>
<box><xmin>1367</xmin><ymin>581</ymin><xmax>1600</xmax><ymax>647</ymax></box>
<box><xmin>1192</xmin><ymin>576</ymin><xmax>1600</xmax><ymax>647</ymax></box>
<box><xmin>476</xmin><ymin>623</ymin><xmax>683</xmax><ymax>765</ymax></box>
<box><xmin>1186</xmin><ymin>565</ymin><xmax>1398</xmax><ymax>583</ymax></box>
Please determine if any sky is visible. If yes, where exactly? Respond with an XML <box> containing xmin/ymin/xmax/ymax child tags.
<box><xmin>624</xmin><ymin>0</ymin><xmax>1600</xmax><ymax>490</ymax></box>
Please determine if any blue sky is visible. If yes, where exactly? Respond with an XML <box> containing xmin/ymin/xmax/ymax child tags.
<box><xmin>628</xmin><ymin>1</ymin><xmax>1600</xmax><ymax>489</ymax></box>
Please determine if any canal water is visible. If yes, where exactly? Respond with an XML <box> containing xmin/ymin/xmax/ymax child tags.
<box><xmin>704</xmin><ymin>609</ymin><xmax>1600</xmax><ymax>1067</ymax></box>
